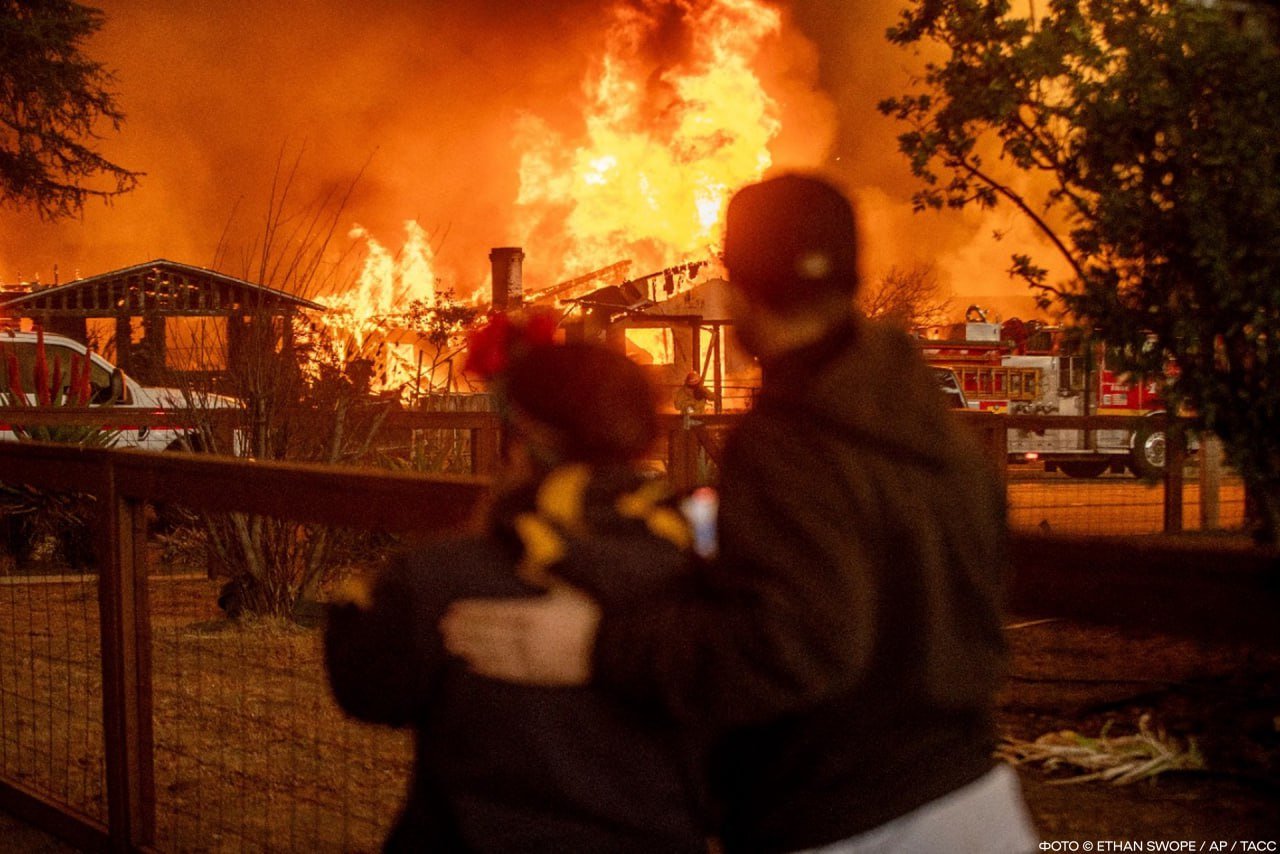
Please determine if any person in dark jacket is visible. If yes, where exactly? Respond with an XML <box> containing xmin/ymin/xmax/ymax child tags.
<box><xmin>325</xmin><ymin>321</ymin><xmax>708</xmax><ymax>853</ymax></box>
<box><xmin>442</xmin><ymin>175</ymin><xmax>1038</xmax><ymax>852</ymax></box>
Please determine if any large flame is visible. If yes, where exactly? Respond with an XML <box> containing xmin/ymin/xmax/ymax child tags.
<box><xmin>319</xmin><ymin>0</ymin><xmax>786</xmax><ymax>388</ymax></box>
<box><xmin>516</xmin><ymin>0</ymin><xmax>783</xmax><ymax>289</ymax></box>
<box><xmin>316</xmin><ymin>221</ymin><xmax>445</xmax><ymax>390</ymax></box>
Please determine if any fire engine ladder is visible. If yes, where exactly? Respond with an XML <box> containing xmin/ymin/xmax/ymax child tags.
<box><xmin>953</xmin><ymin>365</ymin><xmax>1040</xmax><ymax>401</ymax></box>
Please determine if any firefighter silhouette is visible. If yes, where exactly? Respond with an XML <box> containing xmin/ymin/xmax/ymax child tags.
<box><xmin>673</xmin><ymin>371</ymin><xmax>713</xmax><ymax>415</ymax></box>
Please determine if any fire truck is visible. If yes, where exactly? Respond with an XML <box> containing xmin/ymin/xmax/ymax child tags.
<box><xmin>918</xmin><ymin>312</ymin><xmax>1169</xmax><ymax>478</ymax></box>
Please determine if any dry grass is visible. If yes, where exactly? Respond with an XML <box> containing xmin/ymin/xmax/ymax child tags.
<box><xmin>997</xmin><ymin>714</ymin><xmax>1206</xmax><ymax>785</ymax></box>
<box><xmin>1</xmin><ymin>574</ymin><xmax>413</xmax><ymax>853</ymax></box>
<box><xmin>0</xmin><ymin>575</ymin><xmax>106</xmax><ymax>824</ymax></box>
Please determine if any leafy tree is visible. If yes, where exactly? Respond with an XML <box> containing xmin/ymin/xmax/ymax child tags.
<box><xmin>399</xmin><ymin>291</ymin><xmax>480</xmax><ymax>398</ymax></box>
<box><xmin>860</xmin><ymin>262</ymin><xmax>953</xmax><ymax>329</ymax></box>
<box><xmin>880</xmin><ymin>0</ymin><xmax>1280</xmax><ymax>541</ymax></box>
<box><xmin>1</xmin><ymin>0</ymin><xmax>141</xmax><ymax>218</ymax></box>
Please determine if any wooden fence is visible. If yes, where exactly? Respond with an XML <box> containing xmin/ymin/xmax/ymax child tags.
<box><xmin>0</xmin><ymin>409</ymin><xmax>1276</xmax><ymax>851</ymax></box>
<box><xmin>663</xmin><ymin>410</ymin><xmax>1199</xmax><ymax>532</ymax></box>
<box><xmin>0</xmin><ymin>407</ymin><xmax>1195</xmax><ymax>533</ymax></box>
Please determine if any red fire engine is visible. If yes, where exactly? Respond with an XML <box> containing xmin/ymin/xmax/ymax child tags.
<box><xmin>918</xmin><ymin>310</ymin><xmax>1169</xmax><ymax>478</ymax></box>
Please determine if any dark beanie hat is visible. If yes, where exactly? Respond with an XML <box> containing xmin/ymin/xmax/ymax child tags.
<box><xmin>722</xmin><ymin>174</ymin><xmax>860</xmax><ymax>309</ymax></box>
<box><xmin>503</xmin><ymin>341</ymin><xmax>659</xmax><ymax>464</ymax></box>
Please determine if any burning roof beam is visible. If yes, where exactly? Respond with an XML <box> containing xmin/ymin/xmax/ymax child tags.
<box><xmin>524</xmin><ymin>261</ymin><xmax>636</xmax><ymax>306</ymax></box>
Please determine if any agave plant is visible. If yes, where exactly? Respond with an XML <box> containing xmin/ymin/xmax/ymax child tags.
<box><xmin>1</xmin><ymin>327</ymin><xmax>119</xmax><ymax>447</ymax></box>
<box><xmin>1</xmin><ymin>328</ymin><xmax>116</xmax><ymax>569</ymax></box>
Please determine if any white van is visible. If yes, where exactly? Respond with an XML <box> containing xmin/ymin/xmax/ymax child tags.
<box><xmin>0</xmin><ymin>329</ymin><xmax>240</xmax><ymax>451</ymax></box>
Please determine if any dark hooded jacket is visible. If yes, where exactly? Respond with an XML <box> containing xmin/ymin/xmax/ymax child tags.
<box><xmin>592</xmin><ymin>315</ymin><xmax>1010</xmax><ymax>853</ymax></box>
<box><xmin>325</xmin><ymin>467</ymin><xmax>707</xmax><ymax>853</ymax></box>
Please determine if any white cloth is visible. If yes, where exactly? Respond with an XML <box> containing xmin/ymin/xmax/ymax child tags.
<box><xmin>793</xmin><ymin>764</ymin><xmax>1038</xmax><ymax>854</ymax></box>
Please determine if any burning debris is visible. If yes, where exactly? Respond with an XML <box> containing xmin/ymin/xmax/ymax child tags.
<box><xmin>259</xmin><ymin>0</ymin><xmax>798</xmax><ymax>401</ymax></box>
<box><xmin>313</xmin><ymin>222</ymin><xmax>478</xmax><ymax>400</ymax></box>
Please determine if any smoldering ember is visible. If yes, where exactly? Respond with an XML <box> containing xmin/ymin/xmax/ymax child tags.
<box><xmin>0</xmin><ymin>1</ymin><xmax>1277</xmax><ymax>852</ymax></box>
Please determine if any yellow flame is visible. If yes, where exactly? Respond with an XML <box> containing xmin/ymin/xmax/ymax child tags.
<box><xmin>317</xmin><ymin>0</ymin><xmax>785</xmax><ymax>377</ymax></box>
<box><xmin>516</xmin><ymin>0</ymin><xmax>782</xmax><ymax>284</ymax></box>
<box><xmin>316</xmin><ymin>221</ymin><xmax>444</xmax><ymax>391</ymax></box>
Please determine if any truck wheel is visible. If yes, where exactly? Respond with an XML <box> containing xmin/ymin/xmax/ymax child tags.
<box><xmin>1130</xmin><ymin>420</ymin><xmax>1167</xmax><ymax>479</ymax></box>
<box><xmin>165</xmin><ymin>432</ymin><xmax>207</xmax><ymax>454</ymax></box>
<box><xmin>1059</xmin><ymin>460</ymin><xmax>1109</xmax><ymax>479</ymax></box>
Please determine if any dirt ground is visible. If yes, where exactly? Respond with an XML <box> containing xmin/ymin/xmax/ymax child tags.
<box><xmin>999</xmin><ymin>616</ymin><xmax>1280</xmax><ymax>843</ymax></box>
<box><xmin>2</xmin><ymin>584</ymin><xmax>1277</xmax><ymax>851</ymax></box>
<box><xmin>0</xmin><ymin>811</ymin><xmax>78</xmax><ymax>853</ymax></box>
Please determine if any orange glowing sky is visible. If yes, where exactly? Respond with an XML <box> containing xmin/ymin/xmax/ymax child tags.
<box><xmin>0</xmin><ymin>0</ymin><xmax>1063</xmax><ymax>318</ymax></box>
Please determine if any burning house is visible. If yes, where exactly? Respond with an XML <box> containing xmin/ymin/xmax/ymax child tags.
<box><xmin>549</xmin><ymin>262</ymin><xmax>754</xmax><ymax>412</ymax></box>
<box><xmin>0</xmin><ymin>259</ymin><xmax>322</xmax><ymax>390</ymax></box>
<box><xmin>0</xmin><ymin>0</ymin><xmax>815</xmax><ymax>408</ymax></box>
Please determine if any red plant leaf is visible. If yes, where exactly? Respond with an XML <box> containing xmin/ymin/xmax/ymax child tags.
<box><xmin>5</xmin><ymin>351</ymin><xmax>25</xmax><ymax>404</ymax></box>
<box><xmin>50</xmin><ymin>355</ymin><xmax>63</xmax><ymax>406</ymax></box>
<box><xmin>73</xmin><ymin>354</ymin><xmax>91</xmax><ymax>405</ymax></box>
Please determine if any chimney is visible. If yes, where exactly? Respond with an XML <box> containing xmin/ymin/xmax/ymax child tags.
<box><xmin>489</xmin><ymin>247</ymin><xmax>525</xmax><ymax>310</ymax></box>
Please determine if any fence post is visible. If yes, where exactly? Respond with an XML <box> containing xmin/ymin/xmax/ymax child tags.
<box><xmin>958</xmin><ymin>412</ymin><xmax>1007</xmax><ymax>478</ymax></box>
<box><xmin>471</xmin><ymin>418</ymin><xmax>500</xmax><ymax>476</ymax></box>
<box><xmin>1163</xmin><ymin>420</ymin><xmax>1186</xmax><ymax>534</ymax></box>
<box><xmin>987</xmin><ymin>415</ymin><xmax>1008</xmax><ymax>480</ymax></box>
<box><xmin>668</xmin><ymin>427</ymin><xmax>698</xmax><ymax>493</ymax></box>
<box><xmin>97</xmin><ymin>460</ymin><xmax>156</xmax><ymax>851</ymax></box>
<box><xmin>1200</xmin><ymin>434</ymin><xmax>1223</xmax><ymax>530</ymax></box>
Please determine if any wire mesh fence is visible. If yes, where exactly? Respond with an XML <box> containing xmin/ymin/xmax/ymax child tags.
<box><xmin>145</xmin><ymin>502</ymin><xmax>416</xmax><ymax>852</ymax></box>
<box><xmin>0</xmin><ymin>442</ymin><xmax>487</xmax><ymax>851</ymax></box>
<box><xmin>0</xmin><ymin>481</ymin><xmax>107</xmax><ymax>828</ymax></box>
<box><xmin>1005</xmin><ymin>459</ymin><xmax>1247</xmax><ymax>536</ymax></box>
<box><xmin>662</xmin><ymin>415</ymin><xmax>1252</xmax><ymax>538</ymax></box>
<box><xmin>0</xmin><ymin>495</ymin><xmax>419</xmax><ymax>851</ymax></box>
<box><xmin>145</xmin><ymin>567</ymin><xmax>409</xmax><ymax>852</ymax></box>
<box><xmin>0</xmin><ymin>415</ymin><xmax>1264</xmax><ymax>851</ymax></box>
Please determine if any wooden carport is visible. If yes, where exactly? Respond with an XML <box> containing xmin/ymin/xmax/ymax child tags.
<box><xmin>0</xmin><ymin>259</ymin><xmax>323</xmax><ymax>389</ymax></box>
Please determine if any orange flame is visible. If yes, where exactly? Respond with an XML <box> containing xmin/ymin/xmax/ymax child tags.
<box><xmin>516</xmin><ymin>0</ymin><xmax>783</xmax><ymax>287</ymax></box>
<box><xmin>320</xmin><ymin>0</ymin><xmax>787</xmax><ymax>384</ymax></box>
<box><xmin>317</xmin><ymin>221</ymin><xmax>445</xmax><ymax>390</ymax></box>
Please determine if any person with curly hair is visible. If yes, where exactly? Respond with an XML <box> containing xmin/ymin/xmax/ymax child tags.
<box><xmin>325</xmin><ymin>315</ymin><xmax>709</xmax><ymax>852</ymax></box>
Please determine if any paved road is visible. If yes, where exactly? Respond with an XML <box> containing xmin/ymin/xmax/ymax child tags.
<box><xmin>1006</xmin><ymin>469</ymin><xmax>1246</xmax><ymax>536</ymax></box>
